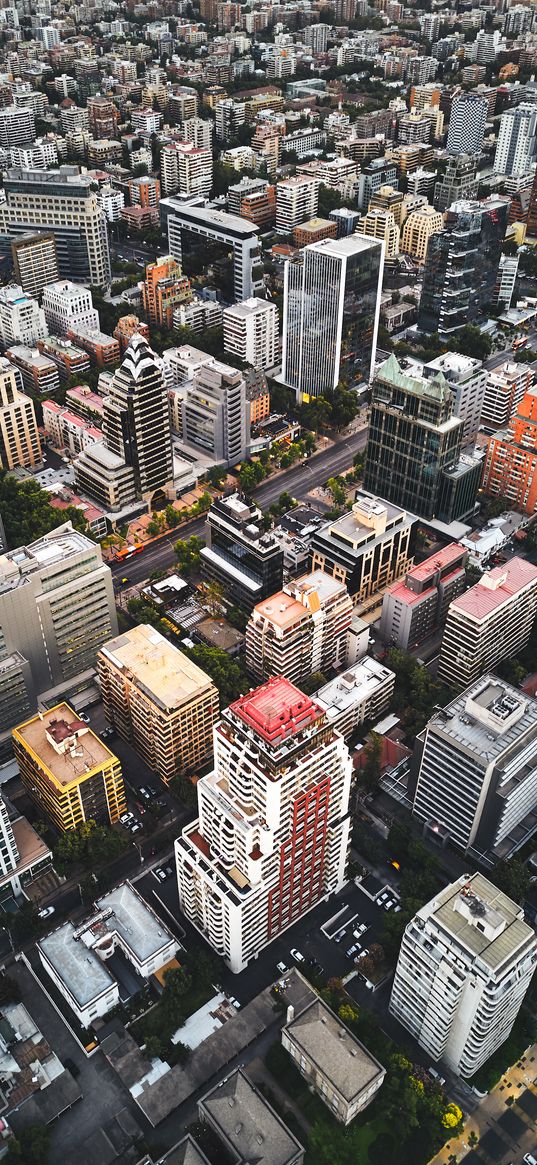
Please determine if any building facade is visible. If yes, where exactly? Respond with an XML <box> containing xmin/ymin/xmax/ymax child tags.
<box><xmin>42</xmin><ymin>279</ymin><xmax>100</xmax><ymax>336</ymax></box>
<box><xmin>494</xmin><ymin>104</ymin><xmax>537</xmax><ymax>177</ymax></box>
<box><xmin>379</xmin><ymin>543</ymin><xmax>468</xmax><ymax>650</ymax></box>
<box><xmin>480</xmin><ymin>361</ymin><xmax>533</xmax><ymax>431</ymax></box>
<box><xmin>418</xmin><ymin>198</ymin><xmax>509</xmax><ymax>335</ymax></box>
<box><xmin>446</xmin><ymin>93</ymin><xmax>488</xmax><ymax>155</ymax></box>
<box><xmin>11</xmin><ymin>232</ymin><xmax>59</xmax><ymax>297</ymax></box>
<box><xmin>482</xmin><ymin>387</ymin><xmax>537</xmax><ymax>515</ymax></box>
<box><xmin>0</xmin><ymin>361</ymin><xmax>41</xmax><ymax>471</ymax></box>
<box><xmin>202</xmin><ymin>493</ymin><xmax>284</xmax><ymax>612</ymax></box>
<box><xmin>223</xmin><ymin>297</ymin><xmax>277</xmax><ymax>370</ymax></box>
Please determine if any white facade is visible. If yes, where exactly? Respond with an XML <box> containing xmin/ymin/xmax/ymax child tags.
<box><xmin>223</xmin><ymin>297</ymin><xmax>277</xmax><ymax>369</ymax></box>
<box><xmin>0</xmin><ymin>284</ymin><xmax>47</xmax><ymax>348</ymax></box>
<box><xmin>481</xmin><ymin>360</ymin><xmax>533</xmax><ymax>430</ymax></box>
<box><xmin>390</xmin><ymin>874</ymin><xmax>537</xmax><ymax>1077</ymax></box>
<box><xmin>98</xmin><ymin>185</ymin><xmax>125</xmax><ymax>223</ymax></box>
<box><xmin>0</xmin><ymin>106</ymin><xmax>35</xmax><ymax>148</ymax></box>
<box><xmin>446</xmin><ymin>94</ymin><xmax>488</xmax><ymax>155</ymax></box>
<box><xmin>423</xmin><ymin>352</ymin><xmax>487</xmax><ymax>445</ymax></box>
<box><xmin>160</xmin><ymin>141</ymin><xmax>213</xmax><ymax>197</ymax></box>
<box><xmin>9</xmin><ymin>139</ymin><xmax>58</xmax><ymax>170</ymax></box>
<box><xmin>315</xmin><ymin>657</ymin><xmax>395</xmax><ymax>741</ymax></box>
<box><xmin>176</xmin><ymin>677</ymin><xmax>352</xmax><ymax>972</ymax></box>
<box><xmin>42</xmin><ymin>279</ymin><xmax>100</xmax><ymax>337</ymax></box>
<box><xmin>276</xmin><ymin>176</ymin><xmax>319</xmax><ymax>231</ymax></box>
<box><xmin>493</xmin><ymin>104</ymin><xmax>537</xmax><ymax>177</ymax></box>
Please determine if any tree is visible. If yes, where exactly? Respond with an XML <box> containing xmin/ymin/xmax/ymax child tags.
<box><xmin>0</xmin><ymin>471</ymin><xmax>88</xmax><ymax>549</ymax></box>
<box><xmin>442</xmin><ymin>1102</ymin><xmax>463</xmax><ymax>1130</ymax></box>
<box><xmin>301</xmin><ymin>672</ymin><xmax>327</xmax><ymax>695</ymax></box>
<box><xmin>187</xmin><ymin>644</ymin><xmax>247</xmax><ymax>705</ymax></box>
<box><xmin>327</xmin><ymin>476</ymin><xmax>347</xmax><ymax>506</ymax></box>
<box><xmin>201</xmin><ymin>580</ymin><xmax>225</xmax><ymax>616</ymax></box>
<box><xmin>360</xmin><ymin>732</ymin><xmax>383</xmax><ymax>794</ymax></box>
<box><xmin>5</xmin><ymin>1124</ymin><xmax>50</xmax><ymax>1165</ymax></box>
<box><xmin>10</xmin><ymin>901</ymin><xmax>39</xmax><ymax>942</ymax></box>
<box><xmin>449</xmin><ymin>325</ymin><xmax>492</xmax><ymax>362</ymax></box>
<box><xmin>368</xmin><ymin>942</ymin><xmax>385</xmax><ymax>965</ymax></box>
<box><xmin>164</xmin><ymin>966</ymin><xmax>193</xmax><ymax>1000</ymax></box>
<box><xmin>488</xmin><ymin>858</ymin><xmax>529</xmax><ymax>903</ymax></box>
<box><xmin>171</xmin><ymin>772</ymin><xmax>198</xmax><ymax>807</ymax></box>
<box><xmin>338</xmin><ymin>1003</ymin><xmax>359</xmax><ymax>1024</ymax></box>
<box><xmin>174</xmin><ymin>535</ymin><xmax>203</xmax><ymax>576</ymax></box>
<box><xmin>144</xmin><ymin>1035</ymin><xmax>165</xmax><ymax>1059</ymax></box>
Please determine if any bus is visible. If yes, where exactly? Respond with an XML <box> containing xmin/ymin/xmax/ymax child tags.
<box><xmin>114</xmin><ymin>544</ymin><xmax>144</xmax><ymax>562</ymax></box>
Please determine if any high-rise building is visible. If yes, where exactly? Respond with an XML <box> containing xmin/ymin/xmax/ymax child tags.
<box><xmin>42</xmin><ymin>279</ymin><xmax>100</xmax><ymax>336</ymax></box>
<box><xmin>161</xmin><ymin>198</ymin><xmax>263</xmax><ymax>302</ymax></box>
<box><xmin>400</xmin><ymin>205</ymin><xmax>443</xmax><ymax>263</ymax></box>
<box><xmin>480</xmin><ymin>360</ymin><xmax>533</xmax><ymax>431</ymax></box>
<box><xmin>276</xmin><ymin>176</ymin><xmax>319</xmax><ymax>232</ymax></box>
<box><xmin>310</xmin><ymin>491</ymin><xmax>416</xmax><ymax>613</ymax></box>
<box><xmin>525</xmin><ymin>167</ymin><xmax>537</xmax><ymax>238</ymax></box>
<box><xmin>101</xmin><ymin>335</ymin><xmax>173</xmax><ymax>504</ymax></box>
<box><xmin>314</xmin><ymin>657</ymin><xmax>395</xmax><ymax>742</ymax></box>
<box><xmin>11</xmin><ymin>232</ymin><xmax>59</xmax><ymax>298</ymax></box>
<box><xmin>0</xmin><ymin>284</ymin><xmax>47</xmax><ymax>348</ymax></box>
<box><xmin>246</xmin><ymin>569</ymin><xmax>354</xmax><ymax>686</ymax></box>
<box><xmin>438</xmin><ymin>558</ymin><xmax>537</xmax><ymax>688</ymax></box>
<box><xmin>223</xmin><ymin>297</ymin><xmax>277</xmax><ymax>369</ymax></box>
<box><xmin>202</xmin><ymin>493</ymin><xmax>283</xmax><ymax>612</ymax></box>
<box><xmin>140</xmin><ymin>255</ymin><xmax>191</xmax><ymax>327</ymax></box>
<box><xmin>87</xmin><ymin>95</ymin><xmax>119</xmax><ymax>140</ymax></box>
<box><xmin>282</xmin><ymin>235</ymin><xmax>384</xmax><ymax>401</ymax></box>
<box><xmin>410</xmin><ymin>675</ymin><xmax>537</xmax><ymax>863</ymax></box>
<box><xmin>493</xmin><ymin>104</ymin><xmax>537</xmax><ymax>177</ymax></box>
<box><xmin>421</xmin><ymin>352</ymin><xmax>488</xmax><ymax>445</ymax></box>
<box><xmin>358</xmin><ymin>208</ymin><xmax>399</xmax><ymax>260</ymax></box>
<box><xmin>482</xmin><ymin>387</ymin><xmax>537</xmax><ymax>514</ymax></box>
<box><xmin>98</xmin><ymin>624</ymin><xmax>219</xmax><ymax>785</ymax></box>
<box><xmin>379</xmin><ymin>543</ymin><xmax>467</xmax><ymax>651</ymax></box>
<box><xmin>13</xmin><ymin>704</ymin><xmax>126</xmax><ymax>832</ymax></box>
<box><xmin>418</xmin><ymin>198</ymin><xmax>509</xmax><ymax>335</ymax></box>
<box><xmin>0</xmin><ymin>105</ymin><xmax>35</xmax><ymax>148</ymax></box>
<box><xmin>0</xmin><ymin>167</ymin><xmax>111</xmax><ymax>287</ymax></box>
<box><xmin>390</xmin><ymin>873</ymin><xmax>537</xmax><ymax>1077</ymax></box>
<box><xmin>0</xmin><ymin>360</ymin><xmax>41</xmax><ymax>471</ymax></box>
<box><xmin>494</xmin><ymin>254</ymin><xmax>518</xmax><ymax>311</ymax></box>
<box><xmin>446</xmin><ymin>93</ymin><xmax>488</xmax><ymax>155</ymax></box>
<box><xmin>364</xmin><ymin>355</ymin><xmax>481</xmax><ymax>523</ymax></box>
<box><xmin>172</xmin><ymin>356</ymin><xmax>250</xmax><ymax>466</ymax></box>
<box><xmin>175</xmin><ymin>676</ymin><xmax>352</xmax><ymax>972</ymax></box>
<box><xmin>357</xmin><ymin>158</ymin><xmax>398</xmax><ymax>212</ymax></box>
<box><xmin>434</xmin><ymin>155</ymin><xmax>479</xmax><ymax>213</ymax></box>
<box><xmin>160</xmin><ymin>141</ymin><xmax>213</xmax><ymax>198</ymax></box>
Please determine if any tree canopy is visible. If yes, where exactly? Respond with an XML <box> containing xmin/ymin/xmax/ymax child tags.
<box><xmin>0</xmin><ymin>471</ymin><xmax>88</xmax><ymax>549</ymax></box>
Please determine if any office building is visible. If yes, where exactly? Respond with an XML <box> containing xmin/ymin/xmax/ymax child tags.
<box><xmin>390</xmin><ymin>873</ymin><xmax>537</xmax><ymax>1077</ymax></box>
<box><xmin>98</xmin><ymin>624</ymin><xmax>218</xmax><ymax>786</ymax></box>
<box><xmin>199</xmin><ymin>1070</ymin><xmax>304</xmax><ymax>1165</ymax></box>
<box><xmin>419</xmin><ymin>197</ymin><xmax>509</xmax><ymax>335</ymax></box>
<box><xmin>379</xmin><ymin>543</ymin><xmax>467</xmax><ymax>650</ymax></box>
<box><xmin>422</xmin><ymin>352</ymin><xmax>488</xmax><ymax>445</ymax></box>
<box><xmin>434</xmin><ymin>155</ymin><xmax>479</xmax><ymax>213</ymax></box>
<box><xmin>438</xmin><ymin>558</ymin><xmax>537</xmax><ymax>688</ymax></box>
<box><xmin>223</xmin><ymin>297</ymin><xmax>277</xmax><ymax>370</ymax></box>
<box><xmin>276</xmin><ymin>176</ymin><xmax>319</xmax><ymax>232</ymax></box>
<box><xmin>13</xmin><ymin>704</ymin><xmax>126</xmax><ymax>832</ymax></box>
<box><xmin>358</xmin><ymin>208</ymin><xmax>399</xmax><ymax>260</ymax></box>
<box><xmin>0</xmin><ymin>794</ymin><xmax>52</xmax><ymax>898</ymax></box>
<box><xmin>42</xmin><ymin>279</ymin><xmax>100</xmax><ymax>337</ymax></box>
<box><xmin>0</xmin><ymin>105</ymin><xmax>35</xmax><ymax>148</ymax></box>
<box><xmin>446</xmin><ymin>93</ymin><xmax>488</xmax><ymax>155</ymax></box>
<box><xmin>246</xmin><ymin>569</ymin><xmax>353</xmax><ymax>686</ymax></box>
<box><xmin>282</xmin><ymin>998</ymin><xmax>385</xmax><ymax>1124</ymax></box>
<box><xmin>5</xmin><ymin>344</ymin><xmax>60</xmax><ymax>397</ymax></box>
<box><xmin>172</xmin><ymin>356</ymin><xmax>250</xmax><ymax>466</ymax></box>
<box><xmin>0</xmin><ymin>285</ymin><xmax>47</xmax><ymax>348</ymax></box>
<box><xmin>161</xmin><ymin>198</ymin><xmax>263</xmax><ymax>302</ymax></box>
<box><xmin>400</xmin><ymin>205</ymin><xmax>443</xmax><ymax>262</ymax></box>
<box><xmin>160</xmin><ymin>141</ymin><xmax>213</xmax><ymax>198</ymax></box>
<box><xmin>480</xmin><ymin>361</ymin><xmax>533</xmax><ymax>431</ymax></box>
<box><xmin>0</xmin><ymin>167</ymin><xmax>111</xmax><ymax>287</ymax></box>
<box><xmin>365</xmin><ymin>355</ymin><xmax>481</xmax><ymax>523</ymax></box>
<box><xmin>494</xmin><ymin>104</ymin><xmax>537</xmax><ymax>178</ymax></box>
<box><xmin>38</xmin><ymin>882</ymin><xmax>177</xmax><ymax>1027</ymax></box>
<box><xmin>494</xmin><ymin>254</ymin><xmax>519</xmax><ymax>311</ymax></box>
<box><xmin>282</xmin><ymin>235</ymin><xmax>384</xmax><ymax>401</ymax></box>
<box><xmin>310</xmin><ymin>491</ymin><xmax>415</xmax><ymax>614</ymax></box>
<box><xmin>202</xmin><ymin>493</ymin><xmax>283</xmax><ymax>613</ymax></box>
<box><xmin>314</xmin><ymin>657</ymin><xmax>395</xmax><ymax>742</ymax></box>
<box><xmin>0</xmin><ymin>361</ymin><xmax>41</xmax><ymax>470</ymax></box>
<box><xmin>482</xmin><ymin>387</ymin><xmax>537</xmax><ymax>515</ymax></box>
<box><xmin>140</xmin><ymin>255</ymin><xmax>191</xmax><ymax>328</ymax></box>
<box><xmin>11</xmin><ymin>232</ymin><xmax>59</xmax><ymax>298</ymax></box>
<box><xmin>176</xmin><ymin>676</ymin><xmax>352</xmax><ymax>972</ymax></box>
<box><xmin>357</xmin><ymin>158</ymin><xmax>398</xmax><ymax>212</ymax></box>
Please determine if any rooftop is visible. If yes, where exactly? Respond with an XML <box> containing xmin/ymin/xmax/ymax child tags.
<box><xmin>230</xmin><ymin>676</ymin><xmax>322</xmax><ymax>747</ymax></box>
<box><xmin>0</xmin><ymin>523</ymin><xmax>97</xmax><ymax>594</ymax></box>
<box><xmin>428</xmin><ymin>872</ymin><xmax>536</xmax><ymax>972</ymax></box>
<box><xmin>428</xmin><ymin>674</ymin><xmax>537</xmax><ymax>762</ymax></box>
<box><xmin>316</xmin><ymin>657</ymin><xmax>395</xmax><ymax>720</ymax></box>
<box><xmin>99</xmin><ymin>623</ymin><xmax>216</xmax><ymax>713</ymax></box>
<box><xmin>450</xmin><ymin>556</ymin><xmax>537</xmax><ymax>620</ymax></box>
<box><xmin>253</xmin><ymin>590</ymin><xmax>308</xmax><ymax>630</ymax></box>
<box><xmin>14</xmin><ymin>703</ymin><xmax>116</xmax><ymax>787</ymax></box>
<box><xmin>284</xmin><ymin>998</ymin><xmax>385</xmax><ymax>1101</ymax></box>
<box><xmin>199</xmin><ymin>1068</ymin><xmax>304</xmax><ymax>1165</ymax></box>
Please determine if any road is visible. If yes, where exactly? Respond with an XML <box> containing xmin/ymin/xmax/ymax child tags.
<box><xmin>110</xmin><ymin>426</ymin><xmax>368</xmax><ymax>585</ymax></box>
<box><xmin>485</xmin><ymin>329</ymin><xmax>537</xmax><ymax>371</ymax></box>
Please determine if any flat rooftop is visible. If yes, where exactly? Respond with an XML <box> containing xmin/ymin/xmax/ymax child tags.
<box><xmin>316</xmin><ymin>657</ymin><xmax>394</xmax><ymax>719</ymax></box>
<box><xmin>409</xmin><ymin>543</ymin><xmax>466</xmax><ymax>583</ymax></box>
<box><xmin>450</xmin><ymin>557</ymin><xmax>537</xmax><ymax>620</ymax></box>
<box><xmin>97</xmin><ymin>882</ymin><xmax>176</xmax><ymax>965</ymax></box>
<box><xmin>200</xmin><ymin>1068</ymin><xmax>304</xmax><ymax>1165</ymax></box>
<box><xmin>253</xmin><ymin>590</ymin><xmax>308</xmax><ymax>630</ymax></box>
<box><xmin>293</xmin><ymin>567</ymin><xmax>348</xmax><ymax>603</ymax></box>
<box><xmin>429</xmin><ymin>873</ymin><xmax>535</xmax><ymax>972</ymax></box>
<box><xmin>284</xmin><ymin>998</ymin><xmax>384</xmax><ymax>1101</ymax></box>
<box><xmin>428</xmin><ymin>674</ymin><xmax>537</xmax><ymax>762</ymax></box>
<box><xmin>229</xmin><ymin>676</ymin><xmax>322</xmax><ymax>747</ymax></box>
<box><xmin>99</xmin><ymin>623</ymin><xmax>216</xmax><ymax>713</ymax></box>
<box><xmin>14</xmin><ymin>703</ymin><xmax>115</xmax><ymax>786</ymax></box>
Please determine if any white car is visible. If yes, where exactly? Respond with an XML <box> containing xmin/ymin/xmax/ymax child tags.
<box><xmin>523</xmin><ymin>1156</ymin><xmax>537</xmax><ymax>1165</ymax></box>
<box><xmin>77</xmin><ymin>712</ymin><xmax>90</xmax><ymax>724</ymax></box>
<box><xmin>38</xmin><ymin>906</ymin><xmax>55</xmax><ymax>919</ymax></box>
<box><xmin>228</xmin><ymin>996</ymin><xmax>241</xmax><ymax>1010</ymax></box>
<box><xmin>353</xmin><ymin>923</ymin><xmax>368</xmax><ymax>938</ymax></box>
<box><xmin>276</xmin><ymin>961</ymin><xmax>289</xmax><ymax>975</ymax></box>
<box><xmin>384</xmin><ymin>899</ymin><xmax>395</xmax><ymax>911</ymax></box>
<box><xmin>290</xmin><ymin>948</ymin><xmax>305</xmax><ymax>963</ymax></box>
<box><xmin>120</xmin><ymin>812</ymin><xmax>134</xmax><ymax>825</ymax></box>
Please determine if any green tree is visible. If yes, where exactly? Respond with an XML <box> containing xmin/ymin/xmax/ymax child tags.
<box><xmin>5</xmin><ymin>1124</ymin><xmax>50</xmax><ymax>1165</ymax></box>
<box><xmin>171</xmin><ymin>772</ymin><xmax>198</xmax><ymax>807</ymax></box>
<box><xmin>174</xmin><ymin>535</ymin><xmax>203</xmax><ymax>575</ymax></box>
<box><xmin>187</xmin><ymin>644</ymin><xmax>247</xmax><ymax>705</ymax></box>
<box><xmin>301</xmin><ymin>672</ymin><xmax>327</xmax><ymax>695</ymax></box>
<box><xmin>449</xmin><ymin>325</ymin><xmax>492</xmax><ymax>362</ymax></box>
<box><xmin>201</xmin><ymin>579</ymin><xmax>225</xmax><ymax>616</ymax></box>
<box><xmin>360</xmin><ymin>732</ymin><xmax>383</xmax><ymax>794</ymax></box>
<box><xmin>0</xmin><ymin>471</ymin><xmax>89</xmax><ymax>548</ymax></box>
<box><xmin>327</xmin><ymin>476</ymin><xmax>347</xmax><ymax>506</ymax></box>
<box><xmin>144</xmin><ymin>1035</ymin><xmax>165</xmax><ymax>1059</ymax></box>
<box><xmin>10</xmin><ymin>901</ymin><xmax>39</xmax><ymax>943</ymax></box>
<box><xmin>239</xmin><ymin>463</ymin><xmax>258</xmax><ymax>493</ymax></box>
<box><xmin>488</xmin><ymin>858</ymin><xmax>529</xmax><ymax>903</ymax></box>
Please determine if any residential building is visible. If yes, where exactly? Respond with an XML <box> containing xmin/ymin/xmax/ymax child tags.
<box><xmin>314</xmin><ymin>657</ymin><xmax>395</xmax><ymax>741</ymax></box>
<box><xmin>0</xmin><ymin>361</ymin><xmax>41</xmax><ymax>470</ymax></box>
<box><xmin>390</xmin><ymin>874</ymin><xmax>537</xmax><ymax>1077</ymax></box>
<box><xmin>482</xmin><ymin>387</ymin><xmax>537</xmax><ymax>514</ymax></box>
<box><xmin>246</xmin><ymin>371</ymin><xmax>270</xmax><ymax>425</ymax></box>
<box><xmin>494</xmin><ymin>104</ymin><xmax>537</xmax><ymax>177</ymax></box>
<box><xmin>246</xmin><ymin>569</ymin><xmax>353</xmax><ymax>686</ymax></box>
<box><xmin>293</xmin><ymin>218</ymin><xmax>337</xmax><ymax>248</ymax></box>
<box><xmin>42</xmin><ymin>279</ymin><xmax>100</xmax><ymax>336</ymax></box>
<box><xmin>127</xmin><ymin>175</ymin><xmax>161</xmax><ymax>209</ymax></box>
<box><xmin>87</xmin><ymin>95</ymin><xmax>118</xmax><ymax>140</ymax></box>
<box><xmin>0</xmin><ymin>105</ymin><xmax>35</xmax><ymax>148</ymax></box>
<box><xmin>0</xmin><ymin>285</ymin><xmax>47</xmax><ymax>348</ymax></box>
<box><xmin>310</xmin><ymin>491</ymin><xmax>415</xmax><ymax>613</ymax></box>
<box><xmin>140</xmin><ymin>255</ymin><xmax>191</xmax><ymax>327</ymax></box>
<box><xmin>446</xmin><ymin>93</ymin><xmax>488</xmax><ymax>155</ymax></box>
<box><xmin>494</xmin><ymin>255</ymin><xmax>519</xmax><ymax>311</ymax></box>
<box><xmin>67</xmin><ymin>326</ymin><xmax>120</xmax><ymax>369</ymax></box>
<box><xmin>0</xmin><ymin>794</ymin><xmax>52</xmax><ymax>898</ymax></box>
<box><xmin>282</xmin><ymin>235</ymin><xmax>384</xmax><ymax>401</ymax></box>
<box><xmin>223</xmin><ymin>298</ymin><xmax>277</xmax><ymax>369</ymax></box>
<box><xmin>282</xmin><ymin>998</ymin><xmax>385</xmax><ymax>1124</ymax></box>
<box><xmin>400</xmin><ymin>205</ymin><xmax>443</xmax><ymax>262</ymax></box>
<box><xmin>38</xmin><ymin>882</ymin><xmax>177</xmax><ymax>1027</ymax></box>
<box><xmin>358</xmin><ymin>208</ymin><xmax>399</xmax><ymax>260</ymax></box>
<box><xmin>379</xmin><ymin>543</ymin><xmax>467</xmax><ymax>650</ymax></box>
<box><xmin>13</xmin><ymin>703</ymin><xmax>126</xmax><ymax>832</ymax></box>
<box><xmin>419</xmin><ymin>198</ymin><xmax>509</xmax><ymax>335</ymax></box>
<box><xmin>0</xmin><ymin>167</ymin><xmax>111</xmax><ymax>287</ymax></box>
<box><xmin>438</xmin><ymin>558</ymin><xmax>537</xmax><ymax>688</ymax></box>
<box><xmin>176</xmin><ymin>676</ymin><xmax>352</xmax><ymax>972</ymax></box>
<box><xmin>42</xmin><ymin>400</ymin><xmax>100</xmax><ymax>454</ymax></box>
<box><xmin>364</xmin><ymin>355</ymin><xmax>481</xmax><ymax>523</ymax></box>
<box><xmin>160</xmin><ymin>141</ymin><xmax>212</xmax><ymax>198</ymax></box>
<box><xmin>198</xmin><ymin>1070</ymin><xmax>304</xmax><ymax>1164</ymax></box>
<box><xmin>422</xmin><ymin>352</ymin><xmax>488</xmax><ymax>445</ymax></box>
<box><xmin>10</xmin><ymin>232</ymin><xmax>59</xmax><ymax>297</ymax></box>
<box><xmin>98</xmin><ymin>624</ymin><xmax>218</xmax><ymax>785</ymax></box>
<box><xmin>215</xmin><ymin>98</ymin><xmax>246</xmax><ymax>142</ymax></box>
<box><xmin>201</xmin><ymin>493</ymin><xmax>283</xmax><ymax>613</ymax></box>
<box><xmin>480</xmin><ymin>361</ymin><xmax>533</xmax><ymax>430</ymax></box>
<box><xmin>172</xmin><ymin>357</ymin><xmax>250</xmax><ymax>466</ymax></box>
<box><xmin>434</xmin><ymin>155</ymin><xmax>479</xmax><ymax>213</ymax></box>
<box><xmin>5</xmin><ymin>345</ymin><xmax>60</xmax><ymax>396</ymax></box>
<box><xmin>357</xmin><ymin>158</ymin><xmax>398</xmax><ymax>212</ymax></box>
<box><xmin>228</xmin><ymin>178</ymin><xmax>276</xmax><ymax>229</ymax></box>
<box><xmin>276</xmin><ymin>176</ymin><xmax>319</xmax><ymax>232</ymax></box>
<box><xmin>161</xmin><ymin>198</ymin><xmax>263</xmax><ymax>302</ymax></box>
<box><xmin>410</xmin><ymin>676</ymin><xmax>537</xmax><ymax>864</ymax></box>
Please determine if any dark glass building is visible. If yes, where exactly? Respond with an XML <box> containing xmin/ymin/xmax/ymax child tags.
<box><xmin>201</xmin><ymin>493</ymin><xmax>284</xmax><ymax>612</ymax></box>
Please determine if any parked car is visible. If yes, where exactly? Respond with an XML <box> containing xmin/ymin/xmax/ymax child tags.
<box><xmin>139</xmin><ymin>786</ymin><xmax>152</xmax><ymax>801</ymax></box>
<box><xmin>346</xmin><ymin>944</ymin><xmax>359</xmax><ymax>959</ymax></box>
<box><xmin>120</xmin><ymin>812</ymin><xmax>134</xmax><ymax>826</ymax></box>
<box><xmin>100</xmin><ymin>726</ymin><xmax>116</xmax><ymax>741</ymax></box>
<box><xmin>38</xmin><ymin>906</ymin><xmax>55</xmax><ymax>919</ymax></box>
<box><xmin>355</xmin><ymin>947</ymin><xmax>369</xmax><ymax>962</ymax></box>
<box><xmin>393</xmin><ymin>904</ymin><xmax>402</xmax><ymax>913</ymax></box>
<box><xmin>333</xmin><ymin>928</ymin><xmax>347</xmax><ymax>943</ymax></box>
<box><xmin>129</xmin><ymin>821</ymin><xmax>142</xmax><ymax>834</ymax></box>
<box><xmin>154</xmin><ymin>868</ymin><xmax>167</xmax><ymax>882</ymax></box>
<box><xmin>384</xmin><ymin>899</ymin><xmax>395</xmax><ymax>911</ymax></box>
<box><xmin>77</xmin><ymin>712</ymin><xmax>90</xmax><ymax>724</ymax></box>
<box><xmin>353</xmin><ymin>923</ymin><xmax>368</xmax><ymax>938</ymax></box>
<box><xmin>377</xmin><ymin>891</ymin><xmax>389</xmax><ymax>905</ymax></box>
<box><xmin>523</xmin><ymin>1156</ymin><xmax>537</xmax><ymax>1165</ymax></box>
<box><xmin>428</xmin><ymin>1068</ymin><xmax>446</xmax><ymax>1086</ymax></box>
<box><xmin>228</xmin><ymin>996</ymin><xmax>241</xmax><ymax>1010</ymax></box>
<box><xmin>276</xmin><ymin>961</ymin><xmax>289</xmax><ymax>975</ymax></box>
<box><xmin>290</xmin><ymin>948</ymin><xmax>305</xmax><ymax>963</ymax></box>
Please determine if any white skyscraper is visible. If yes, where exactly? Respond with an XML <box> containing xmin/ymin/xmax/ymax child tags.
<box><xmin>390</xmin><ymin>873</ymin><xmax>537</xmax><ymax>1077</ymax></box>
<box><xmin>282</xmin><ymin>235</ymin><xmax>384</xmax><ymax>401</ymax></box>
<box><xmin>493</xmin><ymin>104</ymin><xmax>537</xmax><ymax>177</ymax></box>
<box><xmin>446</xmin><ymin>93</ymin><xmax>488</xmax><ymax>156</ymax></box>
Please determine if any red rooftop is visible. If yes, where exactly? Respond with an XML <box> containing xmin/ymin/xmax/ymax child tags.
<box><xmin>230</xmin><ymin>677</ymin><xmax>322</xmax><ymax>746</ymax></box>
